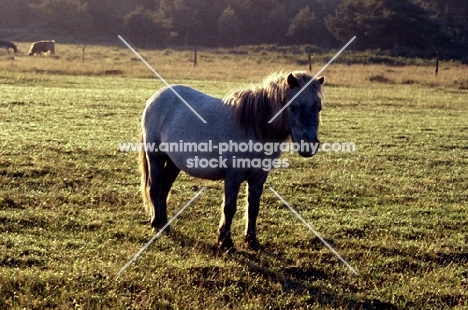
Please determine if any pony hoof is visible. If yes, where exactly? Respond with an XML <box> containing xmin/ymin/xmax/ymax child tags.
<box><xmin>218</xmin><ymin>236</ymin><xmax>235</xmax><ymax>252</ymax></box>
<box><xmin>244</xmin><ymin>235</ymin><xmax>261</xmax><ymax>251</ymax></box>
<box><xmin>159</xmin><ymin>225</ymin><xmax>171</xmax><ymax>234</ymax></box>
<box><xmin>152</xmin><ymin>227</ymin><xmax>171</xmax><ymax>234</ymax></box>
<box><xmin>151</xmin><ymin>221</ymin><xmax>170</xmax><ymax>234</ymax></box>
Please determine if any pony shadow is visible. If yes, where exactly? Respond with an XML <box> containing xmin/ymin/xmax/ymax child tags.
<box><xmin>166</xmin><ymin>230</ymin><xmax>397</xmax><ymax>309</ymax></box>
<box><xmin>168</xmin><ymin>229</ymin><xmax>220</xmax><ymax>256</ymax></box>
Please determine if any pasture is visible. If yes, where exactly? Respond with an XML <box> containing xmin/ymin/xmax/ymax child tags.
<box><xmin>0</xmin><ymin>43</ymin><xmax>467</xmax><ymax>309</ymax></box>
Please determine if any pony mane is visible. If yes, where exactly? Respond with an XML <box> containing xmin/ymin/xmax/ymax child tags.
<box><xmin>223</xmin><ymin>71</ymin><xmax>322</xmax><ymax>141</ymax></box>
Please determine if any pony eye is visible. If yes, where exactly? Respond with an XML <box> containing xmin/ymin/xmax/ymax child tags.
<box><xmin>290</xmin><ymin>105</ymin><xmax>296</xmax><ymax>112</ymax></box>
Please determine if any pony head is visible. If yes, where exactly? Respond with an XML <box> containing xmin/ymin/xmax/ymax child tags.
<box><xmin>284</xmin><ymin>72</ymin><xmax>324</xmax><ymax>157</ymax></box>
<box><xmin>226</xmin><ymin>71</ymin><xmax>324</xmax><ymax>157</ymax></box>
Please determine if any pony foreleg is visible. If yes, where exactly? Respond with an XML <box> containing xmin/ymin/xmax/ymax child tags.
<box><xmin>218</xmin><ymin>176</ymin><xmax>242</xmax><ymax>250</ymax></box>
<box><xmin>244</xmin><ymin>173</ymin><xmax>268</xmax><ymax>251</ymax></box>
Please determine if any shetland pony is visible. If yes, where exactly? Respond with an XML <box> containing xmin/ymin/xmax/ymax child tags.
<box><xmin>0</xmin><ymin>41</ymin><xmax>18</xmax><ymax>54</ymax></box>
<box><xmin>140</xmin><ymin>71</ymin><xmax>324</xmax><ymax>250</ymax></box>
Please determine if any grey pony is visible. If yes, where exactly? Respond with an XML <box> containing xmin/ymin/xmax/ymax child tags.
<box><xmin>139</xmin><ymin>71</ymin><xmax>324</xmax><ymax>251</ymax></box>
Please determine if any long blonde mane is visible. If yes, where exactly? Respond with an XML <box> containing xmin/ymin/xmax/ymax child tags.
<box><xmin>223</xmin><ymin>71</ymin><xmax>322</xmax><ymax>141</ymax></box>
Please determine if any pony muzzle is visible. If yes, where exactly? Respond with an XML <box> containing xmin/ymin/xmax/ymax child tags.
<box><xmin>298</xmin><ymin>140</ymin><xmax>320</xmax><ymax>157</ymax></box>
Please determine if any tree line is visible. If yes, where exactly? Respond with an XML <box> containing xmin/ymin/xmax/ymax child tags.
<box><xmin>1</xmin><ymin>0</ymin><xmax>467</xmax><ymax>61</ymax></box>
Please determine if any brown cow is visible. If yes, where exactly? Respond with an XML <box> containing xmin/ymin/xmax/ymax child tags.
<box><xmin>28</xmin><ymin>40</ymin><xmax>55</xmax><ymax>56</ymax></box>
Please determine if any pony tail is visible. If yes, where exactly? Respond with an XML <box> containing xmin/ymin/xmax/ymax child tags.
<box><xmin>139</xmin><ymin>133</ymin><xmax>152</xmax><ymax>220</ymax></box>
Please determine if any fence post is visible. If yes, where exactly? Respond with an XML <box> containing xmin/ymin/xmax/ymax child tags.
<box><xmin>308</xmin><ymin>49</ymin><xmax>312</xmax><ymax>72</ymax></box>
<box><xmin>194</xmin><ymin>47</ymin><xmax>197</xmax><ymax>67</ymax></box>
<box><xmin>435</xmin><ymin>51</ymin><xmax>439</xmax><ymax>77</ymax></box>
<box><xmin>82</xmin><ymin>44</ymin><xmax>86</xmax><ymax>62</ymax></box>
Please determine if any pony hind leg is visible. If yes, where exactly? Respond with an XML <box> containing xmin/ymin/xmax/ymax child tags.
<box><xmin>158</xmin><ymin>158</ymin><xmax>180</xmax><ymax>232</ymax></box>
<box><xmin>244</xmin><ymin>172</ymin><xmax>268</xmax><ymax>251</ymax></box>
<box><xmin>218</xmin><ymin>172</ymin><xmax>243</xmax><ymax>250</ymax></box>
<box><xmin>146</xmin><ymin>152</ymin><xmax>168</xmax><ymax>231</ymax></box>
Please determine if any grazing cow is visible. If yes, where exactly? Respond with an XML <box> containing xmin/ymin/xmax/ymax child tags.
<box><xmin>28</xmin><ymin>40</ymin><xmax>55</xmax><ymax>56</ymax></box>
<box><xmin>0</xmin><ymin>41</ymin><xmax>18</xmax><ymax>54</ymax></box>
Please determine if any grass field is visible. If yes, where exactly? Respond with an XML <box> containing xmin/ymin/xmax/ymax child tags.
<box><xmin>0</xmin><ymin>43</ymin><xmax>467</xmax><ymax>309</ymax></box>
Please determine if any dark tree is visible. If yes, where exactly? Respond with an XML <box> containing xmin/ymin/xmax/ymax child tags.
<box><xmin>287</xmin><ymin>6</ymin><xmax>316</xmax><ymax>43</ymax></box>
<box><xmin>159</xmin><ymin>0</ymin><xmax>200</xmax><ymax>45</ymax></box>
<box><xmin>0</xmin><ymin>0</ymin><xmax>35</xmax><ymax>27</ymax></box>
<box><xmin>217</xmin><ymin>6</ymin><xmax>242</xmax><ymax>46</ymax></box>
<box><xmin>124</xmin><ymin>6</ymin><xmax>173</xmax><ymax>47</ymax></box>
<box><xmin>326</xmin><ymin>0</ymin><xmax>441</xmax><ymax>53</ymax></box>
<box><xmin>29</xmin><ymin>0</ymin><xmax>93</xmax><ymax>34</ymax></box>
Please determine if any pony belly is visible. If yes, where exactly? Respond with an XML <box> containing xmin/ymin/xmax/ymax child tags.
<box><xmin>170</xmin><ymin>154</ymin><xmax>227</xmax><ymax>180</ymax></box>
<box><xmin>183</xmin><ymin>167</ymin><xmax>226</xmax><ymax>181</ymax></box>
<box><xmin>170</xmin><ymin>151</ymin><xmax>285</xmax><ymax>180</ymax></box>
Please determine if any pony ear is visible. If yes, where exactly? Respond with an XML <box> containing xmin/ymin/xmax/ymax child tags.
<box><xmin>317</xmin><ymin>76</ymin><xmax>325</xmax><ymax>85</ymax></box>
<box><xmin>287</xmin><ymin>73</ymin><xmax>299</xmax><ymax>88</ymax></box>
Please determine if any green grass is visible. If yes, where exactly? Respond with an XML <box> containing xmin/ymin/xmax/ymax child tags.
<box><xmin>0</xmin><ymin>45</ymin><xmax>467</xmax><ymax>309</ymax></box>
